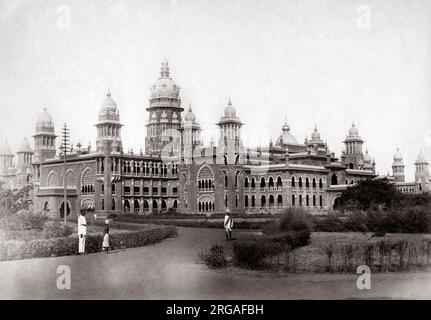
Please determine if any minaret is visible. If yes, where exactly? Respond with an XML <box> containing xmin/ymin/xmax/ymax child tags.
<box><xmin>95</xmin><ymin>90</ymin><xmax>123</xmax><ymax>153</ymax></box>
<box><xmin>415</xmin><ymin>150</ymin><xmax>429</xmax><ymax>191</ymax></box>
<box><xmin>180</xmin><ymin>104</ymin><xmax>201</xmax><ymax>163</ymax></box>
<box><xmin>16</xmin><ymin>137</ymin><xmax>34</xmax><ymax>186</ymax></box>
<box><xmin>145</xmin><ymin>60</ymin><xmax>183</xmax><ymax>156</ymax></box>
<box><xmin>392</xmin><ymin>148</ymin><xmax>405</xmax><ymax>182</ymax></box>
<box><xmin>33</xmin><ymin>108</ymin><xmax>57</xmax><ymax>162</ymax></box>
<box><xmin>217</xmin><ymin>98</ymin><xmax>243</xmax><ymax>165</ymax></box>
<box><xmin>342</xmin><ymin>122</ymin><xmax>364</xmax><ymax>169</ymax></box>
<box><xmin>0</xmin><ymin>140</ymin><xmax>14</xmax><ymax>176</ymax></box>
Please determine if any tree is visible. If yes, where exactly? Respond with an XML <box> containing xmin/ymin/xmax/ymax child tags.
<box><xmin>0</xmin><ymin>185</ymin><xmax>34</xmax><ymax>216</ymax></box>
<box><xmin>337</xmin><ymin>178</ymin><xmax>399</xmax><ymax>211</ymax></box>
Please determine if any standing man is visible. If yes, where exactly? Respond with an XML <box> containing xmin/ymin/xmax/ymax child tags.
<box><xmin>78</xmin><ymin>209</ymin><xmax>87</xmax><ymax>255</ymax></box>
<box><xmin>224</xmin><ymin>209</ymin><xmax>233</xmax><ymax>241</ymax></box>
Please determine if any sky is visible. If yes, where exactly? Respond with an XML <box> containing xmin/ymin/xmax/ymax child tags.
<box><xmin>1</xmin><ymin>0</ymin><xmax>431</xmax><ymax>181</ymax></box>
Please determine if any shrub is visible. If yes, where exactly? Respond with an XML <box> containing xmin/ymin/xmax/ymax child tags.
<box><xmin>279</xmin><ymin>208</ymin><xmax>312</xmax><ymax>233</ymax></box>
<box><xmin>199</xmin><ymin>244</ymin><xmax>227</xmax><ymax>268</ymax></box>
<box><xmin>42</xmin><ymin>220</ymin><xmax>73</xmax><ymax>238</ymax></box>
<box><xmin>313</xmin><ymin>216</ymin><xmax>345</xmax><ymax>232</ymax></box>
<box><xmin>0</xmin><ymin>225</ymin><xmax>177</xmax><ymax>261</ymax></box>
<box><xmin>232</xmin><ymin>237</ymin><xmax>284</xmax><ymax>269</ymax></box>
<box><xmin>344</xmin><ymin>212</ymin><xmax>368</xmax><ymax>232</ymax></box>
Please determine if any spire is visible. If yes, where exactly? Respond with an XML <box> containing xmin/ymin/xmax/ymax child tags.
<box><xmin>106</xmin><ymin>88</ymin><xmax>111</xmax><ymax>97</ymax></box>
<box><xmin>228</xmin><ymin>97</ymin><xmax>232</xmax><ymax>106</ymax></box>
<box><xmin>188</xmin><ymin>103</ymin><xmax>192</xmax><ymax>113</ymax></box>
<box><xmin>160</xmin><ymin>60</ymin><xmax>170</xmax><ymax>78</ymax></box>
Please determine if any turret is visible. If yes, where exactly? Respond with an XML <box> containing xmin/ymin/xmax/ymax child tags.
<box><xmin>392</xmin><ymin>148</ymin><xmax>405</xmax><ymax>182</ymax></box>
<box><xmin>33</xmin><ymin>108</ymin><xmax>57</xmax><ymax>162</ymax></box>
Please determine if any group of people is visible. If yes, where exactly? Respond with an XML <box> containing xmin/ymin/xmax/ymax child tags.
<box><xmin>77</xmin><ymin>210</ymin><xmax>110</xmax><ymax>255</ymax></box>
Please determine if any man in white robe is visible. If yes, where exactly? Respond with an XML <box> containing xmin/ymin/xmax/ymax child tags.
<box><xmin>224</xmin><ymin>209</ymin><xmax>233</xmax><ymax>241</ymax></box>
<box><xmin>78</xmin><ymin>210</ymin><xmax>87</xmax><ymax>255</ymax></box>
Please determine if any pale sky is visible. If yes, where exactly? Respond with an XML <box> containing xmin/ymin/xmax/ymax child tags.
<box><xmin>1</xmin><ymin>0</ymin><xmax>431</xmax><ymax>181</ymax></box>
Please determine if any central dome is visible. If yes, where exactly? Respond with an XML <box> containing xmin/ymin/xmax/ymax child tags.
<box><xmin>224</xmin><ymin>98</ymin><xmax>236</xmax><ymax>118</ymax></box>
<box><xmin>393</xmin><ymin>148</ymin><xmax>403</xmax><ymax>161</ymax></box>
<box><xmin>277</xmin><ymin>120</ymin><xmax>298</xmax><ymax>145</ymax></box>
<box><xmin>101</xmin><ymin>90</ymin><xmax>117</xmax><ymax>112</ymax></box>
<box><xmin>348</xmin><ymin>122</ymin><xmax>359</xmax><ymax>136</ymax></box>
<box><xmin>150</xmin><ymin>60</ymin><xmax>180</xmax><ymax>100</ymax></box>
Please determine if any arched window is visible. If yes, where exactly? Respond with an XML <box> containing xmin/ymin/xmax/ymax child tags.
<box><xmin>112</xmin><ymin>183</ymin><xmax>116</xmax><ymax>194</ymax></box>
<box><xmin>261</xmin><ymin>195</ymin><xmax>266</xmax><ymax>208</ymax></box>
<box><xmin>319</xmin><ymin>178</ymin><xmax>323</xmax><ymax>189</ymax></box>
<box><xmin>268</xmin><ymin>177</ymin><xmax>274</xmax><ymax>188</ymax></box>
<box><xmin>46</xmin><ymin>171</ymin><xmax>58</xmax><ymax>187</ymax></box>
<box><xmin>291</xmin><ymin>194</ymin><xmax>295</xmax><ymax>206</ymax></box>
<box><xmin>349</xmin><ymin>163</ymin><xmax>354</xmax><ymax>169</ymax></box>
<box><xmin>291</xmin><ymin>176</ymin><xmax>295</xmax><ymax>187</ymax></box>
<box><xmin>224</xmin><ymin>195</ymin><xmax>228</xmax><ymax>207</ymax></box>
<box><xmin>269</xmin><ymin>195</ymin><xmax>274</xmax><ymax>208</ymax></box>
<box><xmin>251</xmin><ymin>195</ymin><xmax>256</xmax><ymax>207</ymax></box>
<box><xmin>197</xmin><ymin>165</ymin><xmax>214</xmax><ymax>192</ymax></box>
<box><xmin>245</xmin><ymin>195</ymin><xmax>249</xmax><ymax>208</ymax></box>
<box><xmin>161</xmin><ymin>200</ymin><xmax>167</xmax><ymax>211</ymax></box>
<box><xmin>319</xmin><ymin>195</ymin><xmax>323</xmax><ymax>207</ymax></box>
<box><xmin>64</xmin><ymin>170</ymin><xmax>76</xmax><ymax>188</ymax></box>
<box><xmin>277</xmin><ymin>195</ymin><xmax>283</xmax><ymax>207</ymax></box>
<box><xmin>260</xmin><ymin>177</ymin><xmax>266</xmax><ymax>190</ymax></box>
<box><xmin>81</xmin><ymin>168</ymin><xmax>95</xmax><ymax>195</ymax></box>
<box><xmin>225</xmin><ymin>175</ymin><xmax>228</xmax><ymax>188</ymax></box>
<box><xmin>306</xmin><ymin>195</ymin><xmax>309</xmax><ymax>206</ymax></box>
<box><xmin>244</xmin><ymin>177</ymin><xmax>249</xmax><ymax>188</ymax></box>
<box><xmin>299</xmin><ymin>177</ymin><xmax>303</xmax><ymax>188</ymax></box>
<box><xmin>299</xmin><ymin>194</ymin><xmax>303</xmax><ymax>206</ymax></box>
<box><xmin>173</xmin><ymin>200</ymin><xmax>177</xmax><ymax>209</ymax></box>
<box><xmin>152</xmin><ymin>200</ymin><xmax>158</xmax><ymax>213</ymax></box>
<box><xmin>305</xmin><ymin>177</ymin><xmax>310</xmax><ymax>188</ymax></box>
<box><xmin>312</xmin><ymin>178</ymin><xmax>316</xmax><ymax>188</ymax></box>
<box><xmin>276</xmin><ymin>176</ymin><xmax>282</xmax><ymax>188</ymax></box>
<box><xmin>331</xmin><ymin>174</ymin><xmax>338</xmax><ymax>186</ymax></box>
<box><xmin>251</xmin><ymin>178</ymin><xmax>256</xmax><ymax>189</ymax></box>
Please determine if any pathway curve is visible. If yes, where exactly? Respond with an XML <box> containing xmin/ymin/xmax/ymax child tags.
<box><xmin>0</xmin><ymin>227</ymin><xmax>431</xmax><ymax>299</ymax></box>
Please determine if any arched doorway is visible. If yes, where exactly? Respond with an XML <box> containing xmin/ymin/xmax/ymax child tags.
<box><xmin>134</xmin><ymin>199</ymin><xmax>140</xmax><ymax>213</ymax></box>
<box><xmin>333</xmin><ymin>197</ymin><xmax>342</xmax><ymax>210</ymax></box>
<box><xmin>59</xmin><ymin>201</ymin><xmax>71</xmax><ymax>218</ymax></box>
<box><xmin>124</xmin><ymin>199</ymin><xmax>130</xmax><ymax>212</ymax></box>
<box><xmin>152</xmin><ymin>200</ymin><xmax>158</xmax><ymax>213</ymax></box>
<box><xmin>161</xmin><ymin>200</ymin><xmax>167</xmax><ymax>211</ymax></box>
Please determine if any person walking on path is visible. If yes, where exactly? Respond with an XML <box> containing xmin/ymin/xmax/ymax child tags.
<box><xmin>103</xmin><ymin>219</ymin><xmax>110</xmax><ymax>254</ymax></box>
<box><xmin>224</xmin><ymin>209</ymin><xmax>233</xmax><ymax>241</ymax></box>
<box><xmin>78</xmin><ymin>209</ymin><xmax>87</xmax><ymax>255</ymax></box>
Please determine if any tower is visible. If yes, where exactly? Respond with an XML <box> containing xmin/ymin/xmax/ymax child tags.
<box><xmin>217</xmin><ymin>98</ymin><xmax>243</xmax><ymax>165</ymax></box>
<box><xmin>95</xmin><ymin>90</ymin><xmax>123</xmax><ymax>154</ymax></box>
<box><xmin>33</xmin><ymin>108</ymin><xmax>57</xmax><ymax>162</ymax></box>
<box><xmin>145</xmin><ymin>60</ymin><xmax>183</xmax><ymax>156</ymax></box>
<box><xmin>415</xmin><ymin>150</ymin><xmax>429</xmax><ymax>191</ymax></box>
<box><xmin>342</xmin><ymin>122</ymin><xmax>364</xmax><ymax>169</ymax></box>
<box><xmin>180</xmin><ymin>104</ymin><xmax>201</xmax><ymax>163</ymax></box>
<box><xmin>392</xmin><ymin>148</ymin><xmax>405</xmax><ymax>182</ymax></box>
<box><xmin>0</xmin><ymin>140</ymin><xmax>14</xmax><ymax>176</ymax></box>
<box><xmin>16</xmin><ymin>138</ymin><xmax>34</xmax><ymax>186</ymax></box>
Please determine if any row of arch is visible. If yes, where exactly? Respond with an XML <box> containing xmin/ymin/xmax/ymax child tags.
<box><xmin>46</xmin><ymin>168</ymin><xmax>95</xmax><ymax>189</ymax></box>
<box><xmin>244</xmin><ymin>194</ymin><xmax>324</xmax><ymax>208</ymax></box>
<box><xmin>244</xmin><ymin>176</ymin><xmax>325</xmax><ymax>189</ymax></box>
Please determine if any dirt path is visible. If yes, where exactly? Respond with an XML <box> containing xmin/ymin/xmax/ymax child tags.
<box><xmin>0</xmin><ymin>227</ymin><xmax>430</xmax><ymax>299</ymax></box>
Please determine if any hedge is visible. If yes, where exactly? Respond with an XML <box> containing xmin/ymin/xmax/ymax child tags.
<box><xmin>0</xmin><ymin>225</ymin><xmax>177</xmax><ymax>261</ymax></box>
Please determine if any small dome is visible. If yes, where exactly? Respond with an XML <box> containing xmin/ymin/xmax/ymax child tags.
<box><xmin>101</xmin><ymin>90</ymin><xmax>117</xmax><ymax>112</ymax></box>
<box><xmin>0</xmin><ymin>139</ymin><xmax>12</xmax><ymax>155</ymax></box>
<box><xmin>18</xmin><ymin>138</ymin><xmax>32</xmax><ymax>153</ymax></box>
<box><xmin>348</xmin><ymin>122</ymin><xmax>359</xmax><ymax>136</ymax></box>
<box><xmin>276</xmin><ymin>120</ymin><xmax>298</xmax><ymax>145</ymax></box>
<box><xmin>364</xmin><ymin>150</ymin><xmax>372</xmax><ymax>164</ymax></box>
<box><xmin>150</xmin><ymin>61</ymin><xmax>180</xmax><ymax>100</ymax></box>
<box><xmin>184</xmin><ymin>104</ymin><xmax>196</xmax><ymax>123</ymax></box>
<box><xmin>311</xmin><ymin>126</ymin><xmax>321</xmax><ymax>141</ymax></box>
<box><xmin>416</xmin><ymin>150</ymin><xmax>428</xmax><ymax>163</ymax></box>
<box><xmin>224</xmin><ymin>98</ymin><xmax>236</xmax><ymax>118</ymax></box>
<box><xmin>37</xmin><ymin>108</ymin><xmax>53</xmax><ymax>124</ymax></box>
<box><xmin>393</xmin><ymin>148</ymin><xmax>403</xmax><ymax>161</ymax></box>
<box><xmin>99</xmin><ymin>90</ymin><xmax>120</xmax><ymax>122</ymax></box>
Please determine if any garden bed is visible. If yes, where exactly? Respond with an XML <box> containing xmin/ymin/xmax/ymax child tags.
<box><xmin>0</xmin><ymin>224</ymin><xmax>177</xmax><ymax>261</ymax></box>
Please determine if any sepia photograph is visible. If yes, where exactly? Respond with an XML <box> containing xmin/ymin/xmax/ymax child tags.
<box><xmin>1</xmin><ymin>0</ymin><xmax>431</xmax><ymax>306</ymax></box>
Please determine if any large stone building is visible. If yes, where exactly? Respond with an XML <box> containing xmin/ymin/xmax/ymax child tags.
<box><xmin>1</xmin><ymin>60</ymin><xmax>429</xmax><ymax>217</ymax></box>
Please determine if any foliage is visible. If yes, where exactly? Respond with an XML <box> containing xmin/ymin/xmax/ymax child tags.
<box><xmin>0</xmin><ymin>225</ymin><xmax>177</xmax><ymax>261</ymax></box>
<box><xmin>336</xmin><ymin>178</ymin><xmax>400</xmax><ymax>211</ymax></box>
<box><xmin>313</xmin><ymin>216</ymin><xmax>346</xmax><ymax>232</ymax></box>
<box><xmin>232</xmin><ymin>237</ymin><xmax>284</xmax><ymax>269</ymax></box>
<box><xmin>0</xmin><ymin>185</ymin><xmax>34</xmax><ymax>217</ymax></box>
<box><xmin>199</xmin><ymin>244</ymin><xmax>227</xmax><ymax>268</ymax></box>
<box><xmin>42</xmin><ymin>220</ymin><xmax>73</xmax><ymax>238</ymax></box>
